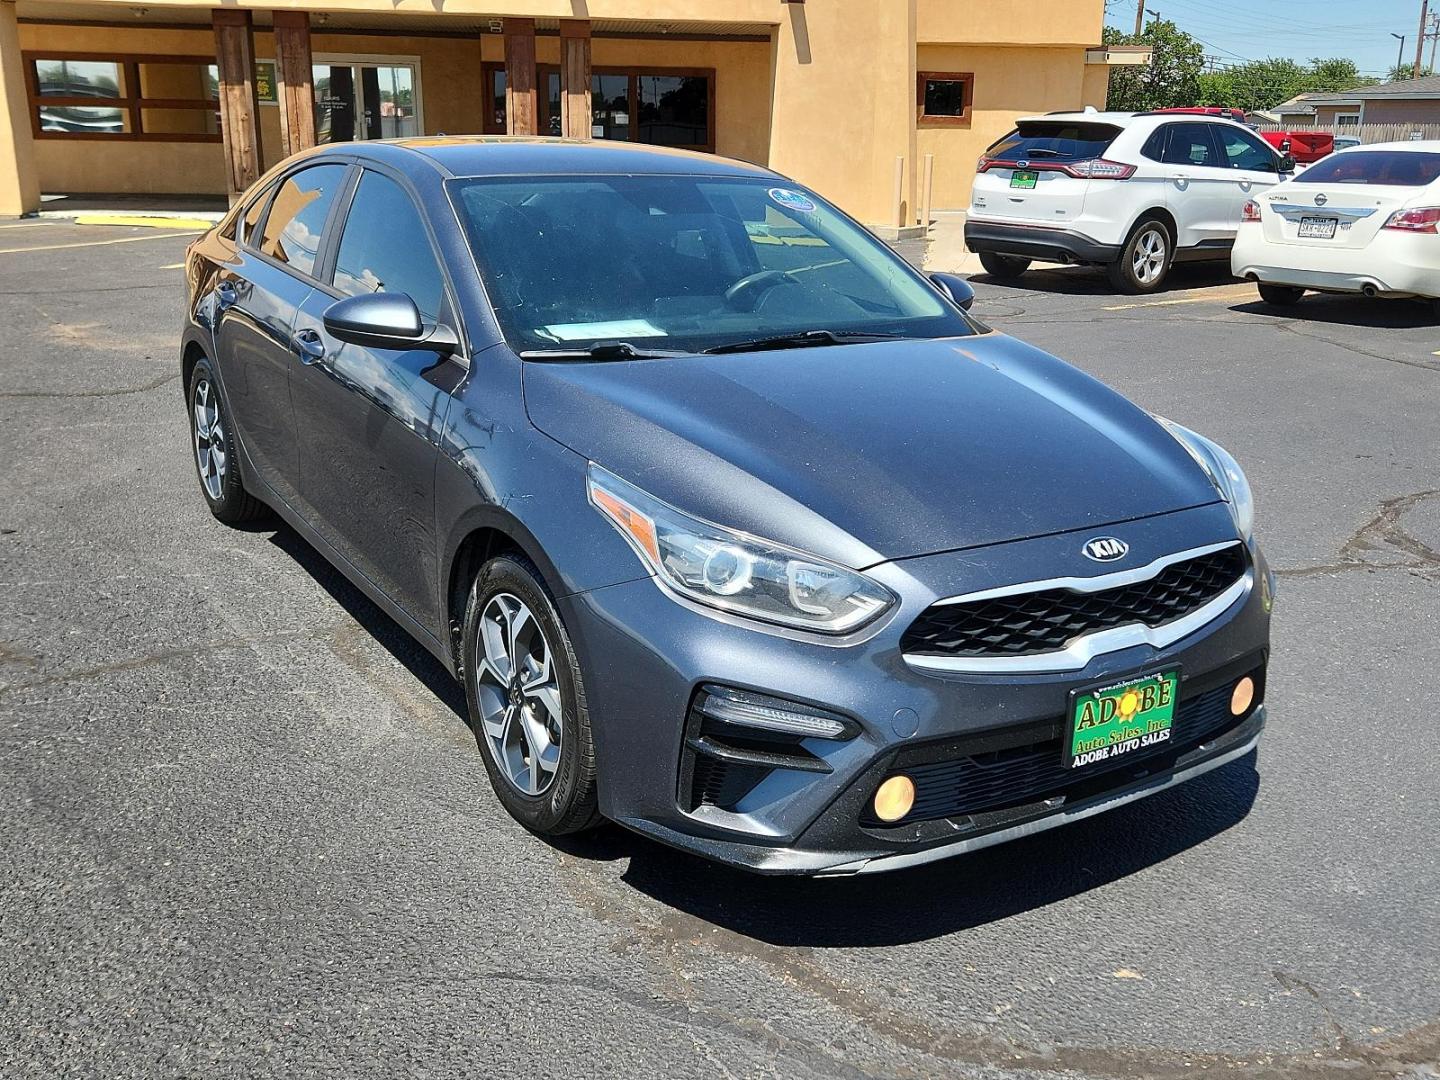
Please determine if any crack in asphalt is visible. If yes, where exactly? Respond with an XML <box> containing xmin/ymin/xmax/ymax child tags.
<box><xmin>1276</xmin><ymin>490</ymin><xmax>1440</xmax><ymax>580</ymax></box>
<box><xmin>1273</xmin><ymin>320</ymin><xmax>1440</xmax><ymax>374</ymax></box>
<box><xmin>0</xmin><ymin>370</ymin><xmax>179</xmax><ymax>400</ymax></box>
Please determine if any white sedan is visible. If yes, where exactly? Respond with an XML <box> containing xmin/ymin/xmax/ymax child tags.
<box><xmin>1232</xmin><ymin>141</ymin><xmax>1440</xmax><ymax>315</ymax></box>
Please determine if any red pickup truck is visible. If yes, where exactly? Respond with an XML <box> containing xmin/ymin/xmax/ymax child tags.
<box><xmin>1149</xmin><ymin>107</ymin><xmax>1334</xmax><ymax>163</ymax></box>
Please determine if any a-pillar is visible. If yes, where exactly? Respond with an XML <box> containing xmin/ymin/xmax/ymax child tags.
<box><xmin>503</xmin><ymin>18</ymin><xmax>537</xmax><ymax>136</ymax></box>
<box><xmin>273</xmin><ymin>11</ymin><xmax>315</xmax><ymax>158</ymax></box>
<box><xmin>0</xmin><ymin>0</ymin><xmax>39</xmax><ymax>217</ymax></box>
<box><xmin>212</xmin><ymin>9</ymin><xmax>264</xmax><ymax>202</ymax></box>
<box><xmin>559</xmin><ymin>20</ymin><xmax>592</xmax><ymax>140</ymax></box>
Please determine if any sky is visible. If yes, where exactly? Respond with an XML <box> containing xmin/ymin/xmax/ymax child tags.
<box><xmin>1104</xmin><ymin>0</ymin><xmax>1436</xmax><ymax>82</ymax></box>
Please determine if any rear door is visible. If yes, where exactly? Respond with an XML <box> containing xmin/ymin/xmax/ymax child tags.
<box><xmin>1157</xmin><ymin>123</ymin><xmax>1235</xmax><ymax>249</ymax></box>
<box><xmin>290</xmin><ymin>167</ymin><xmax>461</xmax><ymax>629</ymax></box>
<box><xmin>1259</xmin><ymin>149</ymin><xmax>1440</xmax><ymax>250</ymax></box>
<box><xmin>212</xmin><ymin>163</ymin><xmax>349</xmax><ymax>508</ymax></box>
<box><xmin>1212</xmin><ymin>124</ymin><xmax>1286</xmax><ymax>230</ymax></box>
<box><xmin>970</xmin><ymin>120</ymin><xmax>1122</xmax><ymax>227</ymax></box>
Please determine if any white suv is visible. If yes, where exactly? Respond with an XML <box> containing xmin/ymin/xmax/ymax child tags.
<box><xmin>965</xmin><ymin>110</ymin><xmax>1294</xmax><ymax>293</ymax></box>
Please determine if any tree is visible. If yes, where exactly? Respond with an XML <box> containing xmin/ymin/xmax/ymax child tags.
<box><xmin>1306</xmin><ymin>57</ymin><xmax>1366</xmax><ymax>93</ymax></box>
<box><xmin>1386</xmin><ymin>64</ymin><xmax>1436</xmax><ymax>81</ymax></box>
<box><xmin>1193</xmin><ymin>56</ymin><xmax>1368</xmax><ymax>113</ymax></box>
<box><xmin>1104</xmin><ymin>20</ymin><xmax>1205</xmax><ymax>110</ymax></box>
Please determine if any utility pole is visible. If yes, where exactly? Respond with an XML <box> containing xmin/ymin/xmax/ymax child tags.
<box><xmin>1416</xmin><ymin>0</ymin><xmax>1429</xmax><ymax>78</ymax></box>
<box><xmin>1135</xmin><ymin>0</ymin><xmax>1145</xmax><ymax>36</ymax></box>
<box><xmin>1429</xmin><ymin>11</ymin><xmax>1438</xmax><ymax>71</ymax></box>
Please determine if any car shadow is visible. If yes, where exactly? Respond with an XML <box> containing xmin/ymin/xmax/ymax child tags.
<box><xmin>973</xmin><ymin>262</ymin><xmax>1238</xmax><ymax>297</ymax></box>
<box><xmin>1231</xmin><ymin>296</ymin><xmax>1440</xmax><ymax>328</ymax></box>
<box><xmin>265</xmin><ymin>521</ymin><xmax>469</xmax><ymax>723</ymax></box>
<box><xmin>557</xmin><ymin>753</ymin><xmax>1260</xmax><ymax>947</ymax></box>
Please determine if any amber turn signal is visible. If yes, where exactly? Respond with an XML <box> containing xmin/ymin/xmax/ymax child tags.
<box><xmin>1230</xmin><ymin>676</ymin><xmax>1255</xmax><ymax>717</ymax></box>
<box><xmin>873</xmin><ymin>775</ymin><xmax>916</xmax><ymax>823</ymax></box>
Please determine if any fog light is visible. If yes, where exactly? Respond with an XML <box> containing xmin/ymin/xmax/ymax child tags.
<box><xmin>1231</xmin><ymin>676</ymin><xmax>1255</xmax><ymax>717</ymax></box>
<box><xmin>873</xmin><ymin>775</ymin><xmax>916</xmax><ymax>823</ymax></box>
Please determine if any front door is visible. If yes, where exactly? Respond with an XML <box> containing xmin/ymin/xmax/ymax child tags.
<box><xmin>289</xmin><ymin>168</ymin><xmax>458</xmax><ymax>630</ymax></box>
<box><xmin>313</xmin><ymin>59</ymin><xmax>421</xmax><ymax>143</ymax></box>
<box><xmin>1212</xmin><ymin>124</ymin><xmax>1285</xmax><ymax>230</ymax></box>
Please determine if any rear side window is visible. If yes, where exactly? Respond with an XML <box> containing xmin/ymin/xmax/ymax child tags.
<box><xmin>259</xmin><ymin>164</ymin><xmax>347</xmax><ymax>278</ymax></box>
<box><xmin>986</xmin><ymin>121</ymin><xmax>1122</xmax><ymax>163</ymax></box>
<box><xmin>1297</xmin><ymin>151</ymin><xmax>1440</xmax><ymax>186</ymax></box>
<box><xmin>238</xmin><ymin>179</ymin><xmax>278</xmax><ymax>244</ymax></box>
<box><xmin>331</xmin><ymin>170</ymin><xmax>446</xmax><ymax>320</ymax></box>
<box><xmin>1159</xmin><ymin>123</ymin><xmax>1220</xmax><ymax>167</ymax></box>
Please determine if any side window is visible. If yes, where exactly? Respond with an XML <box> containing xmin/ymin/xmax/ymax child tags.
<box><xmin>1161</xmin><ymin>123</ymin><xmax>1220</xmax><ymax>168</ymax></box>
<box><xmin>238</xmin><ymin>179</ymin><xmax>278</xmax><ymax>245</ymax></box>
<box><xmin>1141</xmin><ymin>126</ymin><xmax>1167</xmax><ymax>162</ymax></box>
<box><xmin>331</xmin><ymin>171</ymin><xmax>446</xmax><ymax>321</ymax></box>
<box><xmin>1216</xmin><ymin>126</ymin><xmax>1277</xmax><ymax>173</ymax></box>
<box><xmin>258</xmin><ymin>164</ymin><xmax>347</xmax><ymax>278</ymax></box>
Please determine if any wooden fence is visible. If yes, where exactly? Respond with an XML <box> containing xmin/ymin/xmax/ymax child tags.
<box><xmin>1252</xmin><ymin>122</ymin><xmax>1440</xmax><ymax>144</ymax></box>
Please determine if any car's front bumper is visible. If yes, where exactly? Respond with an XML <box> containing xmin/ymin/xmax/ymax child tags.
<box><xmin>558</xmin><ymin>502</ymin><xmax>1272</xmax><ymax>875</ymax></box>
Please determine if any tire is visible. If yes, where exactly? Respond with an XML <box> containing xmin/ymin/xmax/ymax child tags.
<box><xmin>978</xmin><ymin>252</ymin><xmax>1031</xmax><ymax>280</ymax></box>
<box><xmin>187</xmin><ymin>358</ymin><xmax>268</xmax><ymax>525</ymax></box>
<box><xmin>1257</xmin><ymin>283</ymin><xmax>1304</xmax><ymax>307</ymax></box>
<box><xmin>1107</xmin><ymin>218</ymin><xmax>1173</xmax><ymax>294</ymax></box>
<box><xmin>462</xmin><ymin>554</ymin><xmax>601</xmax><ymax>837</ymax></box>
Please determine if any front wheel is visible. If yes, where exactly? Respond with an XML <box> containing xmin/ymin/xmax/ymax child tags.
<box><xmin>1107</xmin><ymin>219</ymin><xmax>1172</xmax><ymax>294</ymax></box>
<box><xmin>462</xmin><ymin>554</ymin><xmax>601</xmax><ymax>837</ymax></box>
<box><xmin>978</xmin><ymin>252</ymin><xmax>1031</xmax><ymax>280</ymax></box>
<box><xmin>1258</xmin><ymin>283</ymin><xmax>1304</xmax><ymax>306</ymax></box>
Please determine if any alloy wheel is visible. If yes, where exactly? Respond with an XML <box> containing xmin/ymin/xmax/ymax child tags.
<box><xmin>474</xmin><ymin>592</ymin><xmax>563</xmax><ymax>796</ymax></box>
<box><xmin>193</xmin><ymin>377</ymin><xmax>226</xmax><ymax>500</ymax></box>
<box><xmin>1132</xmin><ymin>227</ymin><xmax>1167</xmax><ymax>285</ymax></box>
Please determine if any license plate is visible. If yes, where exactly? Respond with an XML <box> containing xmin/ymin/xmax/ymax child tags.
<box><xmin>1297</xmin><ymin>216</ymin><xmax>1337</xmax><ymax>239</ymax></box>
<box><xmin>1066</xmin><ymin>670</ymin><xmax>1178</xmax><ymax>770</ymax></box>
<box><xmin>1009</xmin><ymin>169</ymin><xmax>1038</xmax><ymax>189</ymax></box>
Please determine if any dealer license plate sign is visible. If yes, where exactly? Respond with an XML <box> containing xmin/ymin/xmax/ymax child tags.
<box><xmin>1066</xmin><ymin>670</ymin><xmax>1178</xmax><ymax>770</ymax></box>
<box><xmin>1297</xmin><ymin>216</ymin><xmax>1337</xmax><ymax>239</ymax></box>
<box><xmin>1010</xmin><ymin>169</ymin><xmax>1038</xmax><ymax>189</ymax></box>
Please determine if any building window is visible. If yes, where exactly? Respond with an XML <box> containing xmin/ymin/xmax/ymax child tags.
<box><xmin>1334</xmin><ymin>112</ymin><xmax>1361</xmax><ymax>128</ymax></box>
<box><xmin>917</xmin><ymin>71</ymin><xmax>974</xmax><ymax>126</ymax></box>
<box><xmin>26</xmin><ymin>53</ymin><xmax>220</xmax><ymax>141</ymax></box>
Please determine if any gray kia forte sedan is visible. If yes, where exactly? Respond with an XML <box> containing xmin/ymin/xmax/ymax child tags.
<box><xmin>181</xmin><ymin>138</ymin><xmax>1273</xmax><ymax>875</ymax></box>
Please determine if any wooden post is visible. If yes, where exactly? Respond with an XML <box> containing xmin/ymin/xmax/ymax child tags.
<box><xmin>272</xmin><ymin>11</ymin><xmax>314</xmax><ymax>158</ymax></box>
<box><xmin>212</xmin><ymin>9</ymin><xmax>263</xmax><ymax>201</ymax></box>
<box><xmin>503</xmin><ymin>18</ymin><xmax>537</xmax><ymax>136</ymax></box>
<box><xmin>559</xmin><ymin>20</ymin><xmax>592</xmax><ymax>140</ymax></box>
<box><xmin>919</xmin><ymin>153</ymin><xmax>934</xmax><ymax>231</ymax></box>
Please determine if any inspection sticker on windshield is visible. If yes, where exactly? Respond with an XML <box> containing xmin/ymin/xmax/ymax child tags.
<box><xmin>1066</xmin><ymin>670</ymin><xmax>1178</xmax><ymax>770</ymax></box>
<box><xmin>768</xmin><ymin>188</ymin><xmax>817</xmax><ymax>213</ymax></box>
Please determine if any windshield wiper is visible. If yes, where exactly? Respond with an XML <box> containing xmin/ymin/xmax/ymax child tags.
<box><xmin>519</xmin><ymin>341</ymin><xmax>689</xmax><ymax>361</ymax></box>
<box><xmin>702</xmin><ymin>329</ymin><xmax>906</xmax><ymax>355</ymax></box>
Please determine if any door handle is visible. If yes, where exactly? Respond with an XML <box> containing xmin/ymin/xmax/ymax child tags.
<box><xmin>291</xmin><ymin>328</ymin><xmax>326</xmax><ymax>365</ymax></box>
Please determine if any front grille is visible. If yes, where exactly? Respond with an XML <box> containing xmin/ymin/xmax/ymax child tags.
<box><xmin>878</xmin><ymin>677</ymin><xmax>1255</xmax><ymax>826</ymax></box>
<box><xmin>903</xmin><ymin>545</ymin><xmax>1247</xmax><ymax>659</ymax></box>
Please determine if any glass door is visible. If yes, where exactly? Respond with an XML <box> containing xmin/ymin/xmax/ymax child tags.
<box><xmin>314</xmin><ymin>60</ymin><xmax>421</xmax><ymax>144</ymax></box>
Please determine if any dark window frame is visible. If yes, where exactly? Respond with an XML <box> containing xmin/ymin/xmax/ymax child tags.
<box><xmin>1213</xmin><ymin>124</ymin><xmax>1280</xmax><ymax>174</ymax></box>
<box><xmin>917</xmin><ymin>71</ymin><xmax>974</xmax><ymax>127</ymax></box>
<box><xmin>24</xmin><ymin>50</ymin><xmax>222</xmax><ymax>142</ymax></box>
<box><xmin>246</xmin><ymin>161</ymin><xmax>356</xmax><ymax>289</ymax></box>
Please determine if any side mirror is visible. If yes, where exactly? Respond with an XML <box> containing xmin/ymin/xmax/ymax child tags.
<box><xmin>1278</xmin><ymin>152</ymin><xmax>1296</xmax><ymax>174</ymax></box>
<box><xmin>928</xmin><ymin>271</ymin><xmax>975</xmax><ymax>311</ymax></box>
<box><xmin>322</xmin><ymin>292</ymin><xmax>458</xmax><ymax>355</ymax></box>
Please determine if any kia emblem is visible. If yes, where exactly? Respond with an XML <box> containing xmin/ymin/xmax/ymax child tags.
<box><xmin>1083</xmin><ymin>537</ymin><xmax>1129</xmax><ymax>562</ymax></box>
<box><xmin>1314</xmin><ymin>193</ymin><xmax>1328</xmax><ymax>206</ymax></box>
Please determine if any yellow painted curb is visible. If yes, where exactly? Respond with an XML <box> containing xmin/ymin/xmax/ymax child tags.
<box><xmin>72</xmin><ymin>214</ymin><xmax>214</xmax><ymax>230</ymax></box>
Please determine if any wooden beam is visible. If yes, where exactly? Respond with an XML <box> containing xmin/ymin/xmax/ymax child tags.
<box><xmin>211</xmin><ymin>9</ymin><xmax>262</xmax><ymax>201</ymax></box>
<box><xmin>559</xmin><ymin>20</ymin><xmax>591</xmax><ymax>140</ymax></box>
<box><xmin>503</xmin><ymin>17</ymin><xmax>536</xmax><ymax>136</ymax></box>
<box><xmin>272</xmin><ymin>10</ymin><xmax>314</xmax><ymax>158</ymax></box>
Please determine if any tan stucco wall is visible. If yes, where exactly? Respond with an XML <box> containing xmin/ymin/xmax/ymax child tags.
<box><xmin>919</xmin><ymin>0</ymin><xmax>1105</xmax><ymax>47</ymax></box>
<box><xmin>1359</xmin><ymin>98</ymin><xmax>1440</xmax><ymax>124</ymax></box>
<box><xmin>1081</xmin><ymin>63</ymin><xmax>1109</xmax><ymax>110</ymax></box>
<box><xmin>916</xmin><ymin>43</ymin><xmax>1092</xmax><ymax>209</ymax></box>
<box><xmin>0</xmin><ymin>1</ymin><xmax>40</xmax><ymax>215</ymax></box>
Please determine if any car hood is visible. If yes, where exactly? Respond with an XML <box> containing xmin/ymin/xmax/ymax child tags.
<box><xmin>522</xmin><ymin>334</ymin><xmax>1220</xmax><ymax>568</ymax></box>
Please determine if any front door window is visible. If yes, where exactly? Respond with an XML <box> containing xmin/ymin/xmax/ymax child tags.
<box><xmin>314</xmin><ymin>61</ymin><xmax>420</xmax><ymax>144</ymax></box>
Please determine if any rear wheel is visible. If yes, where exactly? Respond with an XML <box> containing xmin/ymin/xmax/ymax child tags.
<box><xmin>462</xmin><ymin>554</ymin><xmax>601</xmax><ymax>837</ymax></box>
<box><xmin>978</xmin><ymin>252</ymin><xmax>1031</xmax><ymax>280</ymax></box>
<box><xmin>1107</xmin><ymin>218</ymin><xmax>1172</xmax><ymax>294</ymax></box>
<box><xmin>1258</xmin><ymin>283</ymin><xmax>1304</xmax><ymax>307</ymax></box>
<box><xmin>187</xmin><ymin>358</ymin><xmax>268</xmax><ymax>525</ymax></box>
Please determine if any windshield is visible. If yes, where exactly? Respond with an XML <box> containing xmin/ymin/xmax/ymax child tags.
<box><xmin>1296</xmin><ymin>150</ymin><xmax>1440</xmax><ymax>187</ymax></box>
<box><xmin>447</xmin><ymin>174</ymin><xmax>975</xmax><ymax>355</ymax></box>
<box><xmin>985</xmin><ymin>121</ymin><xmax>1123</xmax><ymax>163</ymax></box>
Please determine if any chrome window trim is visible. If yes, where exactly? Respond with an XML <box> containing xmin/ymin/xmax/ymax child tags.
<box><xmin>905</xmin><ymin>540</ymin><xmax>1249</xmax><ymax>675</ymax></box>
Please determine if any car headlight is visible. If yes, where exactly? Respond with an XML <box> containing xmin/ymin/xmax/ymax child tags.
<box><xmin>587</xmin><ymin>465</ymin><xmax>895</xmax><ymax>634</ymax></box>
<box><xmin>1155</xmin><ymin>417</ymin><xmax>1255</xmax><ymax>540</ymax></box>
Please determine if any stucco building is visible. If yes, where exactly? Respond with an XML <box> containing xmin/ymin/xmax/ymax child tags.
<box><xmin>0</xmin><ymin>0</ymin><xmax>1122</xmax><ymax>224</ymax></box>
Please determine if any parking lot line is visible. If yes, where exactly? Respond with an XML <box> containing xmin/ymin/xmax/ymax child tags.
<box><xmin>1103</xmin><ymin>284</ymin><xmax>1257</xmax><ymax>311</ymax></box>
<box><xmin>0</xmin><ymin>221</ymin><xmax>57</xmax><ymax>230</ymax></box>
<box><xmin>0</xmin><ymin>231</ymin><xmax>199</xmax><ymax>255</ymax></box>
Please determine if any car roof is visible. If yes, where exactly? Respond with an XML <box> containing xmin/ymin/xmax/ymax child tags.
<box><xmin>312</xmin><ymin>136</ymin><xmax>782</xmax><ymax>180</ymax></box>
<box><xmin>1331</xmin><ymin>139</ymin><xmax>1440</xmax><ymax>153</ymax></box>
<box><xmin>1015</xmin><ymin>111</ymin><xmax>1139</xmax><ymax>125</ymax></box>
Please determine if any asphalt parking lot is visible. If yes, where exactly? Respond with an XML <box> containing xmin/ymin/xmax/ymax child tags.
<box><xmin>2</xmin><ymin>219</ymin><xmax>1438</xmax><ymax>1080</ymax></box>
